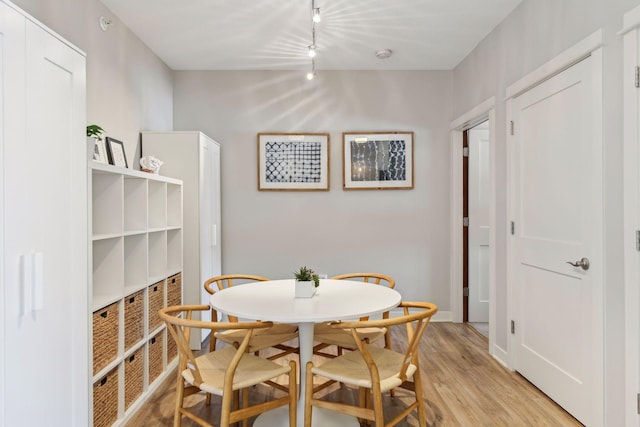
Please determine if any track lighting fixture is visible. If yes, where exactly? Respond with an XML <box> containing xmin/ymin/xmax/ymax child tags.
<box><xmin>307</xmin><ymin>59</ymin><xmax>316</xmax><ymax>80</ymax></box>
<box><xmin>306</xmin><ymin>1</ymin><xmax>320</xmax><ymax>80</ymax></box>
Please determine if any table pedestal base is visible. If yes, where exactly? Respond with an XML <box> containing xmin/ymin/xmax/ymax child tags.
<box><xmin>253</xmin><ymin>406</ymin><xmax>360</xmax><ymax>427</ymax></box>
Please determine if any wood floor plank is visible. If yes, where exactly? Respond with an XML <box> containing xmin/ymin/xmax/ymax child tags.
<box><xmin>123</xmin><ymin>323</ymin><xmax>583</xmax><ymax>426</ymax></box>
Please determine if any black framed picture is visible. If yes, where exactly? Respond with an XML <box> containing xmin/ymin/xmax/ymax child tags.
<box><xmin>105</xmin><ymin>137</ymin><xmax>128</xmax><ymax>168</ymax></box>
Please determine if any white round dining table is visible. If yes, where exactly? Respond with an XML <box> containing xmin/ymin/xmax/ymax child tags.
<box><xmin>209</xmin><ymin>278</ymin><xmax>402</xmax><ymax>427</ymax></box>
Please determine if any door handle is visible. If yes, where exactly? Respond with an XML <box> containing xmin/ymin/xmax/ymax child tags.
<box><xmin>566</xmin><ymin>257</ymin><xmax>590</xmax><ymax>271</ymax></box>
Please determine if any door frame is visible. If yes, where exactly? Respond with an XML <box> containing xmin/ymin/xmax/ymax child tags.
<box><xmin>621</xmin><ymin>6</ymin><xmax>640</xmax><ymax>426</ymax></box>
<box><xmin>505</xmin><ymin>29</ymin><xmax>604</xmax><ymax>423</ymax></box>
<box><xmin>449</xmin><ymin>97</ymin><xmax>496</xmax><ymax>351</ymax></box>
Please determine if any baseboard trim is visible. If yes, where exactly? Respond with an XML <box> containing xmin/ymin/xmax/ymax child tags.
<box><xmin>431</xmin><ymin>310</ymin><xmax>452</xmax><ymax>322</ymax></box>
<box><xmin>491</xmin><ymin>343</ymin><xmax>509</xmax><ymax>368</ymax></box>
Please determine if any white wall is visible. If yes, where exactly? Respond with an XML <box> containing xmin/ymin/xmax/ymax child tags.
<box><xmin>452</xmin><ymin>0</ymin><xmax>638</xmax><ymax>424</ymax></box>
<box><xmin>173</xmin><ymin>70</ymin><xmax>453</xmax><ymax>308</ymax></box>
<box><xmin>10</xmin><ymin>0</ymin><xmax>174</xmax><ymax>165</ymax></box>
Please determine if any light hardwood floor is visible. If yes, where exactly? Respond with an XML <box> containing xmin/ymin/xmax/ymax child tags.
<box><xmin>124</xmin><ymin>323</ymin><xmax>582</xmax><ymax>426</ymax></box>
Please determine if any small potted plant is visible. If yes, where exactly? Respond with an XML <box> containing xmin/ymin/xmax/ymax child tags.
<box><xmin>87</xmin><ymin>124</ymin><xmax>105</xmax><ymax>162</ymax></box>
<box><xmin>294</xmin><ymin>266</ymin><xmax>320</xmax><ymax>298</ymax></box>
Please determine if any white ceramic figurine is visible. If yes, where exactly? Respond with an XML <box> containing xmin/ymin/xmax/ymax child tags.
<box><xmin>140</xmin><ymin>155</ymin><xmax>164</xmax><ymax>174</ymax></box>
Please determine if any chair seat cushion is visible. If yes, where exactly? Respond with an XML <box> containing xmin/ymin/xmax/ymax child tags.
<box><xmin>313</xmin><ymin>323</ymin><xmax>386</xmax><ymax>348</ymax></box>
<box><xmin>215</xmin><ymin>323</ymin><xmax>298</xmax><ymax>352</ymax></box>
<box><xmin>182</xmin><ymin>347</ymin><xmax>292</xmax><ymax>395</ymax></box>
<box><xmin>310</xmin><ymin>344</ymin><xmax>416</xmax><ymax>392</ymax></box>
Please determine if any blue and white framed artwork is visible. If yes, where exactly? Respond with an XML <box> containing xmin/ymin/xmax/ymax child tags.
<box><xmin>342</xmin><ymin>131</ymin><xmax>414</xmax><ymax>190</ymax></box>
<box><xmin>258</xmin><ymin>133</ymin><xmax>330</xmax><ymax>191</ymax></box>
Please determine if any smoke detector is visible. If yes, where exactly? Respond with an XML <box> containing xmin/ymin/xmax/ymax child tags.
<box><xmin>375</xmin><ymin>49</ymin><xmax>392</xmax><ymax>59</ymax></box>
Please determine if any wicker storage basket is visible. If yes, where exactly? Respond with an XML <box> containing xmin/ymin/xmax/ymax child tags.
<box><xmin>92</xmin><ymin>302</ymin><xmax>119</xmax><ymax>375</ymax></box>
<box><xmin>148</xmin><ymin>332</ymin><xmax>164</xmax><ymax>384</ymax></box>
<box><xmin>124</xmin><ymin>290</ymin><xmax>144</xmax><ymax>351</ymax></box>
<box><xmin>167</xmin><ymin>273</ymin><xmax>182</xmax><ymax>307</ymax></box>
<box><xmin>93</xmin><ymin>367</ymin><xmax>119</xmax><ymax>427</ymax></box>
<box><xmin>167</xmin><ymin>328</ymin><xmax>177</xmax><ymax>363</ymax></box>
<box><xmin>148</xmin><ymin>281</ymin><xmax>164</xmax><ymax>332</ymax></box>
<box><xmin>124</xmin><ymin>347</ymin><xmax>144</xmax><ymax>410</ymax></box>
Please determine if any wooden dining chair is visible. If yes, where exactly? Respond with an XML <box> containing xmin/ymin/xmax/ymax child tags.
<box><xmin>313</xmin><ymin>272</ymin><xmax>395</xmax><ymax>358</ymax></box>
<box><xmin>304</xmin><ymin>301</ymin><xmax>438</xmax><ymax>427</ymax></box>
<box><xmin>204</xmin><ymin>274</ymin><xmax>299</xmax><ymax>360</ymax></box>
<box><xmin>160</xmin><ymin>305</ymin><xmax>297</xmax><ymax>427</ymax></box>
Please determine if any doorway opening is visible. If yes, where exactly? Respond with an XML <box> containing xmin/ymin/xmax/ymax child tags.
<box><xmin>449</xmin><ymin>96</ymin><xmax>496</xmax><ymax>359</ymax></box>
<box><xmin>463</xmin><ymin>121</ymin><xmax>490</xmax><ymax>339</ymax></box>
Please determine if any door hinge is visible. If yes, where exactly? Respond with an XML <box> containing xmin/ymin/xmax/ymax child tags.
<box><xmin>510</xmin><ymin>221</ymin><xmax>515</xmax><ymax>235</ymax></box>
<box><xmin>510</xmin><ymin>120</ymin><xmax>515</xmax><ymax>135</ymax></box>
<box><xmin>463</xmin><ymin>146</ymin><xmax>469</xmax><ymax>157</ymax></box>
<box><xmin>636</xmin><ymin>230</ymin><xmax>640</xmax><ymax>251</ymax></box>
<box><xmin>511</xmin><ymin>320</ymin><xmax>515</xmax><ymax>334</ymax></box>
<box><xmin>463</xmin><ymin>287</ymin><xmax>469</xmax><ymax>297</ymax></box>
<box><xmin>637</xmin><ymin>393</ymin><xmax>640</xmax><ymax>414</ymax></box>
<box><xmin>463</xmin><ymin>217</ymin><xmax>469</xmax><ymax>227</ymax></box>
<box><xmin>635</xmin><ymin>66</ymin><xmax>640</xmax><ymax>88</ymax></box>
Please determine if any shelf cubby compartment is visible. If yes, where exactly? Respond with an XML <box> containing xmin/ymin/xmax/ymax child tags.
<box><xmin>167</xmin><ymin>229</ymin><xmax>182</xmax><ymax>273</ymax></box>
<box><xmin>124</xmin><ymin>346</ymin><xmax>145</xmax><ymax>411</ymax></box>
<box><xmin>148</xmin><ymin>180</ymin><xmax>166</xmax><ymax>229</ymax></box>
<box><xmin>167</xmin><ymin>183</ymin><xmax>182</xmax><ymax>227</ymax></box>
<box><xmin>148</xmin><ymin>332</ymin><xmax>164</xmax><ymax>385</ymax></box>
<box><xmin>148</xmin><ymin>280</ymin><xmax>165</xmax><ymax>333</ymax></box>
<box><xmin>93</xmin><ymin>366</ymin><xmax>119</xmax><ymax>427</ymax></box>
<box><xmin>167</xmin><ymin>327</ymin><xmax>178</xmax><ymax>364</ymax></box>
<box><xmin>124</xmin><ymin>234</ymin><xmax>147</xmax><ymax>291</ymax></box>
<box><xmin>167</xmin><ymin>273</ymin><xmax>182</xmax><ymax>308</ymax></box>
<box><xmin>124</xmin><ymin>290</ymin><xmax>144</xmax><ymax>351</ymax></box>
<box><xmin>92</xmin><ymin>302</ymin><xmax>120</xmax><ymax>376</ymax></box>
<box><xmin>92</xmin><ymin>172</ymin><xmax>123</xmax><ymax>237</ymax></box>
<box><xmin>124</xmin><ymin>176</ymin><xmax>147</xmax><ymax>233</ymax></box>
<box><xmin>92</xmin><ymin>237</ymin><xmax>124</xmax><ymax>309</ymax></box>
<box><xmin>148</xmin><ymin>231</ymin><xmax>167</xmax><ymax>282</ymax></box>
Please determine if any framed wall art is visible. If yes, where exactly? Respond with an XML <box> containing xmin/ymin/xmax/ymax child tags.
<box><xmin>342</xmin><ymin>131</ymin><xmax>414</xmax><ymax>190</ymax></box>
<box><xmin>105</xmin><ymin>137</ymin><xmax>128</xmax><ymax>168</ymax></box>
<box><xmin>258</xmin><ymin>133</ymin><xmax>330</xmax><ymax>191</ymax></box>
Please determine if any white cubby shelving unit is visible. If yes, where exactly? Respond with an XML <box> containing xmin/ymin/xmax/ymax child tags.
<box><xmin>90</xmin><ymin>162</ymin><xmax>183</xmax><ymax>427</ymax></box>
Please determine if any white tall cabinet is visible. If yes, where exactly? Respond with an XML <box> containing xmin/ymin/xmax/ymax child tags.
<box><xmin>0</xmin><ymin>2</ymin><xmax>88</xmax><ymax>426</ymax></box>
<box><xmin>142</xmin><ymin>131</ymin><xmax>221</xmax><ymax>348</ymax></box>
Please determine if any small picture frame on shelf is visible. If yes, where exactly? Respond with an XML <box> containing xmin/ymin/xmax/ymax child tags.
<box><xmin>105</xmin><ymin>137</ymin><xmax>128</xmax><ymax>168</ymax></box>
<box><xmin>92</xmin><ymin>138</ymin><xmax>108</xmax><ymax>164</ymax></box>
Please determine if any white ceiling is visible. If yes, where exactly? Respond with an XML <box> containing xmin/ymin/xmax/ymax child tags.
<box><xmin>100</xmin><ymin>0</ymin><xmax>522</xmax><ymax>71</ymax></box>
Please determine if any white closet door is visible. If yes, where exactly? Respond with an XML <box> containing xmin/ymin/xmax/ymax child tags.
<box><xmin>2</xmin><ymin>11</ymin><xmax>87</xmax><ymax>426</ymax></box>
<box><xmin>622</xmin><ymin>7</ymin><xmax>640</xmax><ymax>426</ymax></box>
<box><xmin>510</xmin><ymin>54</ymin><xmax>602</xmax><ymax>426</ymax></box>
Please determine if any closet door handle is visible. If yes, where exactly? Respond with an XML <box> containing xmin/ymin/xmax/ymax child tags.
<box><xmin>566</xmin><ymin>257</ymin><xmax>590</xmax><ymax>271</ymax></box>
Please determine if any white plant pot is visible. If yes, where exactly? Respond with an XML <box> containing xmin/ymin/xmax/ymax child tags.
<box><xmin>295</xmin><ymin>280</ymin><xmax>317</xmax><ymax>298</ymax></box>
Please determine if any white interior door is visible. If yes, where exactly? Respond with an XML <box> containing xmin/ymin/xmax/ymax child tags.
<box><xmin>468</xmin><ymin>123</ymin><xmax>490</xmax><ymax>322</ymax></box>
<box><xmin>622</xmin><ymin>9</ymin><xmax>640</xmax><ymax>425</ymax></box>
<box><xmin>3</xmin><ymin>13</ymin><xmax>87</xmax><ymax>426</ymax></box>
<box><xmin>510</xmin><ymin>54</ymin><xmax>603</xmax><ymax>426</ymax></box>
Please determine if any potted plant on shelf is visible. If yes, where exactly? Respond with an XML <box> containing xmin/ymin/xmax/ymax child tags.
<box><xmin>294</xmin><ymin>266</ymin><xmax>320</xmax><ymax>298</ymax></box>
<box><xmin>87</xmin><ymin>124</ymin><xmax>106</xmax><ymax>162</ymax></box>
